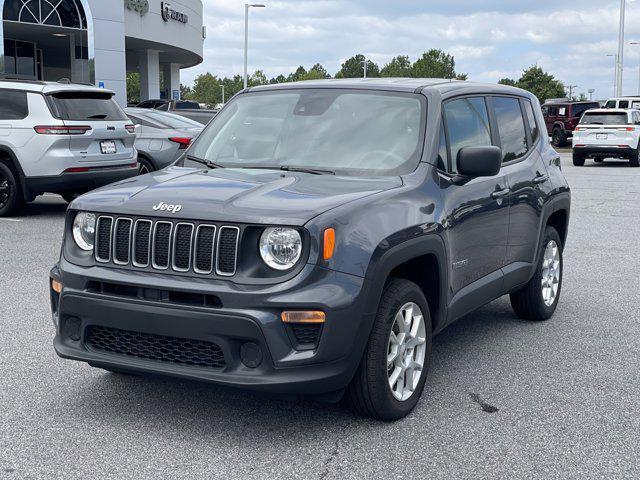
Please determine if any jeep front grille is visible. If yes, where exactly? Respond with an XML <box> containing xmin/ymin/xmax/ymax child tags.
<box><xmin>95</xmin><ymin>216</ymin><xmax>240</xmax><ymax>276</ymax></box>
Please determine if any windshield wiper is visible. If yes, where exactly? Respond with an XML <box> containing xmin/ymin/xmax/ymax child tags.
<box><xmin>186</xmin><ymin>155</ymin><xmax>224</xmax><ymax>169</ymax></box>
<box><xmin>280</xmin><ymin>166</ymin><xmax>335</xmax><ymax>175</ymax></box>
<box><xmin>239</xmin><ymin>165</ymin><xmax>335</xmax><ymax>175</ymax></box>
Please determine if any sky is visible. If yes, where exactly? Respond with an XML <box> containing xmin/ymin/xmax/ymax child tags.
<box><xmin>182</xmin><ymin>0</ymin><xmax>640</xmax><ymax>100</ymax></box>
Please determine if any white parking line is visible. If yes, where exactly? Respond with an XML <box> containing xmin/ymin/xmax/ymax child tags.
<box><xmin>0</xmin><ymin>218</ymin><xmax>22</xmax><ymax>223</ymax></box>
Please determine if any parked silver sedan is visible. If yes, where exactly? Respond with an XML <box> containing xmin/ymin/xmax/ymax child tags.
<box><xmin>125</xmin><ymin>108</ymin><xmax>203</xmax><ymax>174</ymax></box>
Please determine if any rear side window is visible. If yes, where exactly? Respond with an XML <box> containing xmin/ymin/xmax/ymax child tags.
<box><xmin>493</xmin><ymin>97</ymin><xmax>528</xmax><ymax>163</ymax></box>
<box><xmin>580</xmin><ymin>112</ymin><xmax>629</xmax><ymax>125</ymax></box>
<box><xmin>619</xmin><ymin>100</ymin><xmax>629</xmax><ymax>109</ymax></box>
<box><xmin>48</xmin><ymin>92</ymin><xmax>127</xmax><ymax>121</ymax></box>
<box><xmin>523</xmin><ymin>100</ymin><xmax>540</xmax><ymax>144</ymax></box>
<box><xmin>0</xmin><ymin>91</ymin><xmax>28</xmax><ymax>120</ymax></box>
<box><xmin>443</xmin><ymin>97</ymin><xmax>492</xmax><ymax>173</ymax></box>
<box><xmin>175</xmin><ymin>101</ymin><xmax>200</xmax><ymax>110</ymax></box>
<box><xmin>571</xmin><ymin>103</ymin><xmax>598</xmax><ymax>119</ymax></box>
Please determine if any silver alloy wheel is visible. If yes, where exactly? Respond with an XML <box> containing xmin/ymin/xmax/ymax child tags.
<box><xmin>541</xmin><ymin>240</ymin><xmax>561</xmax><ymax>307</ymax></box>
<box><xmin>387</xmin><ymin>302</ymin><xmax>427</xmax><ymax>401</ymax></box>
<box><xmin>139</xmin><ymin>163</ymin><xmax>150</xmax><ymax>175</ymax></box>
<box><xmin>0</xmin><ymin>175</ymin><xmax>10</xmax><ymax>208</ymax></box>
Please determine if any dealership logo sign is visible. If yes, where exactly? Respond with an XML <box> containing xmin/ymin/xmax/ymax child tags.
<box><xmin>125</xmin><ymin>0</ymin><xmax>149</xmax><ymax>16</ymax></box>
<box><xmin>161</xmin><ymin>2</ymin><xmax>189</xmax><ymax>24</ymax></box>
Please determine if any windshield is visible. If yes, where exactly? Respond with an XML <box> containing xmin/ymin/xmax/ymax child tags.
<box><xmin>580</xmin><ymin>112</ymin><xmax>628</xmax><ymax>125</ymax></box>
<box><xmin>189</xmin><ymin>89</ymin><xmax>426</xmax><ymax>176</ymax></box>
<box><xmin>49</xmin><ymin>92</ymin><xmax>127</xmax><ymax>121</ymax></box>
<box><xmin>144</xmin><ymin>111</ymin><xmax>203</xmax><ymax>129</ymax></box>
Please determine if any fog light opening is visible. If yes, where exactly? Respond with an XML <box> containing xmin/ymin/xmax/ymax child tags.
<box><xmin>240</xmin><ymin>342</ymin><xmax>263</xmax><ymax>368</ymax></box>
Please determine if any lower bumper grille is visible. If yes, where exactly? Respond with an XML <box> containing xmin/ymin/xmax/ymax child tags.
<box><xmin>85</xmin><ymin>325</ymin><xmax>226</xmax><ymax>369</ymax></box>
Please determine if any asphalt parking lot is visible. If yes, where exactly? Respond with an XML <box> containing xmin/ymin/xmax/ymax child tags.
<box><xmin>1</xmin><ymin>152</ymin><xmax>639</xmax><ymax>479</ymax></box>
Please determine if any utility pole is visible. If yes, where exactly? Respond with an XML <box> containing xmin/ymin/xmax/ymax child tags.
<box><xmin>616</xmin><ymin>0</ymin><xmax>626</xmax><ymax>96</ymax></box>
<box><xmin>567</xmin><ymin>85</ymin><xmax>577</xmax><ymax>100</ymax></box>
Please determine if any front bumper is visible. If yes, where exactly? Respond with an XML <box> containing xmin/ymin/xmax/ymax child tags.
<box><xmin>50</xmin><ymin>259</ymin><xmax>374</xmax><ymax>395</ymax></box>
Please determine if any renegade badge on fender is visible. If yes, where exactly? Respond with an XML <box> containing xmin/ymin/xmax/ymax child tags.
<box><xmin>50</xmin><ymin>79</ymin><xmax>571</xmax><ymax>421</ymax></box>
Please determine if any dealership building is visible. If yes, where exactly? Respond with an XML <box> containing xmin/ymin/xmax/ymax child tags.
<box><xmin>1</xmin><ymin>0</ymin><xmax>204</xmax><ymax>105</ymax></box>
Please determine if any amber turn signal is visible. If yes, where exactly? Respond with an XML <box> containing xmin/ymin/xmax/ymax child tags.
<box><xmin>281</xmin><ymin>311</ymin><xmax>326</xmax><ymax>324</ymax></box>
<box><xmin>323</xmin><ymin>228</ymin><xmax>335</xmax><ymax>261</ymax></box>
<box><xmin>51</xmin><ymin>279</ymin><xmax>63</xmax><ymax>294</ymax></box>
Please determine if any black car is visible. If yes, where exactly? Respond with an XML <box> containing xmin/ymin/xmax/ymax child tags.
<box><xmin>51</xmin><ymin>79</ymin><xmax>571</xmax><ymax>421</ymax></box>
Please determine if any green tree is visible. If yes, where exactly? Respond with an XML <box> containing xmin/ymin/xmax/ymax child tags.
<box><xmin>510</xmin><ymin>66</ymin><xmax>566</xmax><ymax>103</ymax></box>
<box><xmin>498</xmin><ymin>77</ymin><xmax>518</xmax><ymax>87</ymax></box>
<box><xmin>411</xmin><ymin>49</ymin><xmax>466</xmax><ymax>79</ymax></box>
<box><xmin>249</xmin><ymin>70</ymin><xmax>268</xmax><ymax>86</ymax></box>
<box><xmin>180</xmin><ymin>84</ymin><xmax>193</xmax><ymax>100</ymax></box>
<box><xmin>336</xmin><ymin>54</ymin><xmax>380</xmax><ymax>78</ymax></box>
<box><xmin>300</xmin><ymin>63</ymin><xmax>331</xmax><ymax>81</ymax></box>
<box><xmin>126</xmin><ymin>72</ymin><xmax>140</xmax><ymax>104</ymax></box>
<box><xmin>286</xmin><ymin>66</ymin><xmax>308</xmax><ymax>82</ymax></box>
<box><xmin>269</xmin><ymin>74</ymin><xmax>288</xmax><ymax>84</ymax></box>
<box><xmin>190</xmin><ymin>73</ymin><xmax>221</xmax><ymax>105</ymax></box>
<box><xmin>381</xmin><ymin>55</ymin><xmax>412</xmax><ymax>77</ymax></box>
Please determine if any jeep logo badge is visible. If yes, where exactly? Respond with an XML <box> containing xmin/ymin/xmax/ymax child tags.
<box><xmin>153</xmin><ymin>202</ymin><xmax>182</xmax><ymax>214</ymax></box>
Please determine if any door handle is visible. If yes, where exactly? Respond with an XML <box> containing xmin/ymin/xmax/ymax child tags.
<box><xmin>491</xmin><ymin>188</ymin><xmax>510</xmax><ymax>200</ymax></box>
<box><xmin>533</xmin><ymin>173</ymin><xmax>549</xmax><ymax>184</ymax></box>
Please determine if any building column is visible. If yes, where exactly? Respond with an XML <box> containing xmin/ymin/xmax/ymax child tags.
<box><xmin>139</xmin><ymin>50</ymin><xmax>160</xmax><ymax>101</ymax></box>
<box><xmin>162</xmin><ymin>63</ymin><xmax>182</xmax><ymax>100</ymax></box>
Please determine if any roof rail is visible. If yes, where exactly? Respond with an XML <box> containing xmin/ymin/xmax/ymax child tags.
<box><xmin>544</xmin><ymin>98</ymin><xmax>570</xmax><ymax>104</ymax></box>
<box><xmin>0</xmin><ymin>76</ymin><xmax>47</xmax><ymax>85</ymax></box>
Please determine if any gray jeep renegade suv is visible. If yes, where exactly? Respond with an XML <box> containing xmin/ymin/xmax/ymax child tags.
<box><xmin>50</xmin><ymin>79</ymin><xmax>571</xmax><ymax>420</ymax></box>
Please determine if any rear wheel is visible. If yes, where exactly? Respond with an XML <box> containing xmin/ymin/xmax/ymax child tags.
<box><xmin>629</xmin><ymin>148</ymin><xmax>640</xmax><ymax>167</ymax></box>
<box><xmin>0</xmin><ymin>162</ymin><xmax>24</xmax><ymax>217</ymax></box>
<box><xmin>510</xmin><ymin>226</ymin><xmax>563</xmax><ymax>321</ymax></box>
<box><xmin>552</xmin><ymin>128</ymin><xmax>567</xmax><ymax>147</ymax></box>
<box><xmin>61</xmin><ymin>193</ymin><xmax>83</xmax><ymax>203</ymax></box>
<box><xmin>572</xmin><ymin>151</ymin><xmax>586</xmax><ymax>166</ymax></box>
<box><xmin>345</xmin><ymin>278</ymin><xmax>432</xmax><ymax>421</ymax></box>
<box><xmin>138</xmin><ymin>157</ymin><xmax>155</xmax><ymax>175</ymax></box>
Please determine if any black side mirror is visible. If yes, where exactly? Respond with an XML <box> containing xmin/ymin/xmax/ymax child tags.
<box><xmin>457</xmin><ymin>146</ymin><xmax>502</xmax><ymax>178</ymax></box>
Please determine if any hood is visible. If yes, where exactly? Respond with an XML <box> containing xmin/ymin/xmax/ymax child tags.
<box><xmin>73</xmin><ymin>166</ymin><xmax>403</xmax><ymax>225</ymax></box>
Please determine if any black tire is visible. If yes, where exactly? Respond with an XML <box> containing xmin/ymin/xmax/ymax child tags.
<box><xmin>629</xmin><ymin>149</ymin><xmax>640</xmax><ymax>167</ymax></box>
<box><xmin>593</xmin><ymin>157</ymin><xmax>603</xmax><ymax>163</ymax></box>
<box><xmin>0</xmin><ymin>162</ymin><xmax>24</xmax><ymax>217</ymax></box>
<box><xmin>510</xmin><ymin>226</ymin><xmax>563</xmax><ymax>321</ymax></box>
<box><xmin>138</xmin><ymin>157</ymin><xmax>155</xmax><ymax>175</ymax></box>
<box><xmin>552</xmin><ymin>128</ymin><xmax>567</xmax><ymax>147</ymax></box>
<box><xmin>572</xmin><ymin>152</ymin><xmax>585</xmax><ymax>166</ymax></box>
<box><xmin>344</xmin><ymin>278</ymin><xmax>432</xmax><ymax>421</ymax></box>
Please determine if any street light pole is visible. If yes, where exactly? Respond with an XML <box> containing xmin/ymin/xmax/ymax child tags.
<box><xmin>221</xmin><ymin>84</ymin><xmax>225</xmax><ymax>106</ymax></box>
<box><xmin>630</xmin><ymin>41</ymin><xmax>640</xmax><ymax>96</ymax></box>
<box><xmin>607</xmin><ymin>54</ymin><xmax>619</xmax><ymax>96</ymax></box>
<box><xmin>362</xmin><ymin>57</ymin><xmax>368</xmax><ymax>79</ymax></box>
<box><xmin>616</xmin><ymin>0</ymin><xmax>626</xmax><ymax>96</ymax></box>
<box><xmin>243</xmin><ymin>3</ymin><xmax>265</xmax><ymax>90</ymax></box>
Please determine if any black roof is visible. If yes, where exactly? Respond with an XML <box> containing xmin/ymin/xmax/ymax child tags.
<box><xmin>248</xmin><ymin>78</ymin><xmax>532</xmax><ymax>97</ymax></box>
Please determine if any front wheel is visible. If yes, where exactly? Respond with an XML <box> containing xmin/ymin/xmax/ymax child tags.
<box><xmin>345</xmin><ymin>278</ymin><xmax>432</xmax><ymax>421</ymax></box>
<box><xmin>510</xmin><ymin>226</ymin><xmax>563</xmax><ymax>321</ymax></box>
<box><xmin>138</xmin><ymin>157</ymin><xmax>155</xmax><ymax>175</ymax></box>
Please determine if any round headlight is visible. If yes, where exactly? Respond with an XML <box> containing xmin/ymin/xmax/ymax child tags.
<box><xmin>259</xmin><ymin>227</ymin><xmax>302</xmax><ymax>271</ymax></box>
<box><xmin>72</xmin><ymin>212</ymin><xmax>96</xmax><ymax>251</ymax></box>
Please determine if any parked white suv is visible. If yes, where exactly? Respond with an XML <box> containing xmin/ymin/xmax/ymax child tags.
<box><xmin>603</xmin><ymin>97</ymin><xmax>640</xmax><ymax>109</ymax></box>
<box><xmin>572</xmin><ymin>108</ymin><xmax>640</xmax><ymax>167</ymax></box>
<box><xmin>0</xmin><ymin>80</ymin><xmax>138</xmax><ymax>216</ymax></box>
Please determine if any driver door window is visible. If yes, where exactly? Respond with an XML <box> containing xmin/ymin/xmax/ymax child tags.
<box><xmin>442</xmin><ymin>97</ymin><xmax>492</xmax><ymax>173</ymax></box>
